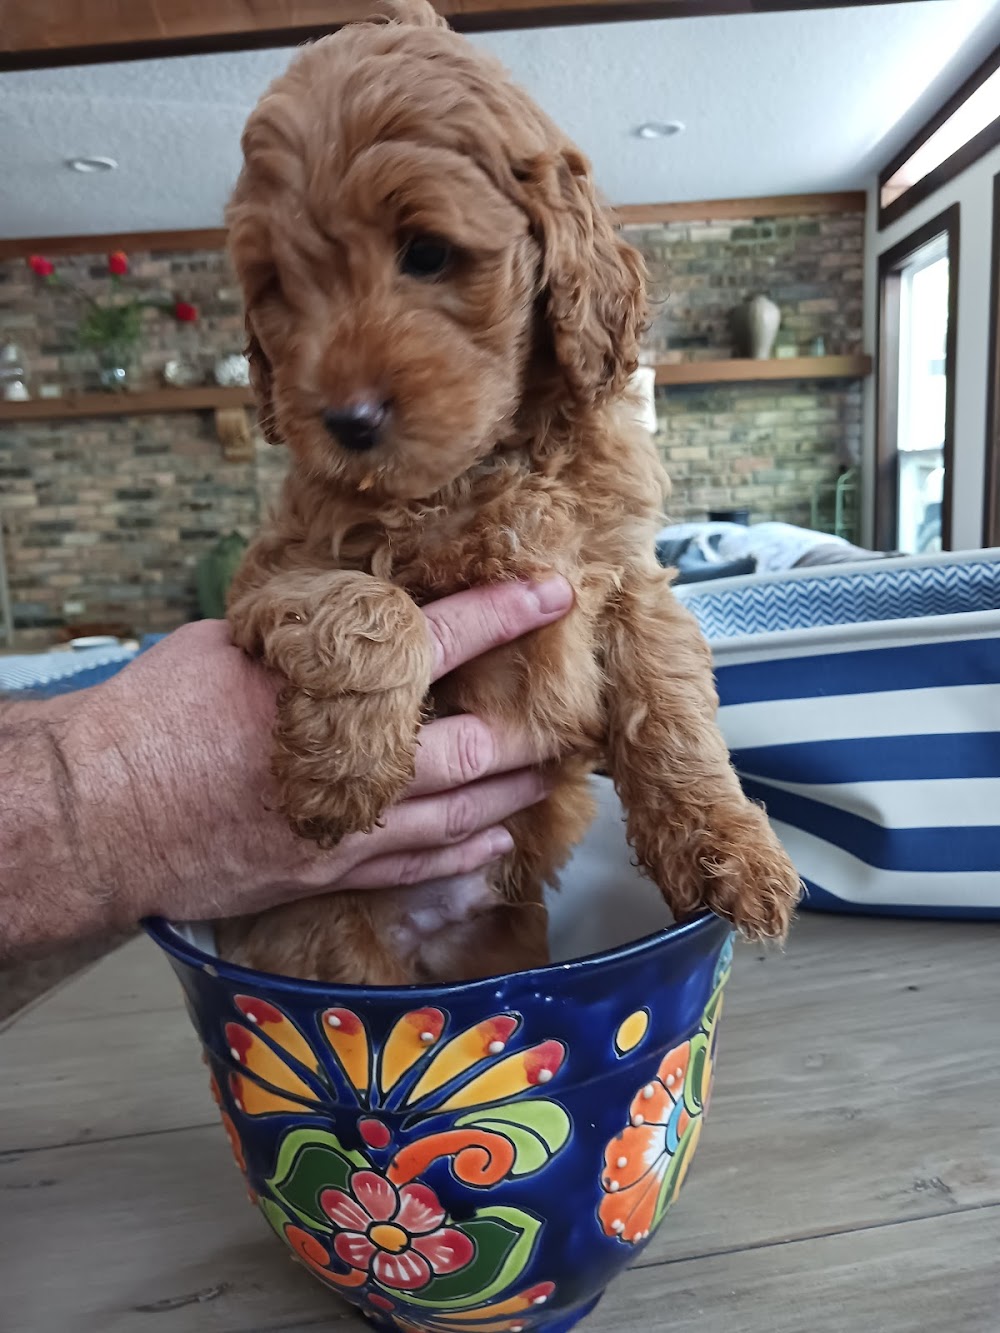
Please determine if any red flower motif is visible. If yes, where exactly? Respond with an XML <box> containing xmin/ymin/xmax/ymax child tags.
<box><xmin>173</xmin><ymin>300</ymin><xmax>198</xmax><ymax>323</ymax></box>
<box><xmin>320</xmin><ymin>1170</ymin><xmax>474</xmax><ymax>1292</ymax></box>
<box><xmin>28</xmin><ymin>255</ymin><xmax>54</xmax><ymax>277</ymax></box>
<box><xmin>107</xmin><ymin>250</ymin><xmax>129</xmax><ymax>275</ymax></box>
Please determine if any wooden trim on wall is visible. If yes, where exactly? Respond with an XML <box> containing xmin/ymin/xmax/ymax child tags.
<box><xmin>985</xmin><ymin>171</ymin><xmax>1000</xmax><ymax>547</ymax></box>
<box><xmin>0</xmin><ymin>229</ymin><xmax>228</xmax><ymax>262</ymax></box>
<box><xmin>0</xmin><ymin>193</ymin><xmax>866</xmax><ymax>260</ymax></box>
<box><xmin>875</xmin><ymin>204</ymin><xmax>960</xmax><ymax>552</ymax></box>
<box><xmin>878</xmin><ymin>42</ymin><xmax>1000</xmax><ymax>232</ymax></box>
<box><xmin>616</xmin><ymin>192</ymin><xmax>866</xmax><ymax>225</ymax></box>
<box><xmin>0</xmin><ymin>2</ymin><xmax>920</xmax><ymax>71</ymax></box>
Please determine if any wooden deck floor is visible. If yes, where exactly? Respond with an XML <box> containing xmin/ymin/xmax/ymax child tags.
<box><xmin>2</xmin><ymin>913</ymin><xmax>998</xmax><ymax>1332</ymax></box>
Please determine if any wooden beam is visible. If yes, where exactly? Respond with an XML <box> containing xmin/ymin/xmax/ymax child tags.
<box><xmin>0</xmin><ymin>386</ymin><xmax>254</xmax><ymax>421</ymax></box>
<box><xmin>0</xmin><ymin>229</ymin><xmax>228</xmax><ymax>262</ymax></box>
<box><xmin>0</xmin><ymin>193</ymin><xmax>864</xmax><ymax>260</ymax></box>
<box><xmin>617</xmin><ymin>192</ymin><xmax>866</xmax><ymax>225</ymax></box>
<box><xmin>0</xmin><ymin>1</ymin><xmax>923</xmax><ymax>71</ymax></box>
<box><xmin>653</xmin><ymin>354</ymin><xmax>872</xmax><ymax>385</ymax></box>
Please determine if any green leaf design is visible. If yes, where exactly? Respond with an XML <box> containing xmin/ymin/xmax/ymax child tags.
<box><xmin>259</xmin><ymin>1196</ymin><xmax>294</xmax><ymax>1241</ymax></box>
<box><xmin>684</xmin><ymin>1033</ymin><xmax>709</xmax><ymax>1116</ymax></box>
<box><xmin>400</xmin><ymin>1207</ymin><xmax>541</xmax><ymax>1312</ymax></box>
<box><xmin>701</xmin><ymin>981</ymin><xmax>725</xmax><ymax>1036</ymax></box>
<box><xmin>266</xmin><ymin>1128</ymin><xmax>368</xmax><ymax>1231</ymax></box>
<box><xmin>651</xmin><ymin>1123</ymin><xmax>699</xmax><ymax>1233</ymax></box>
<box><xmin>454</xmin><ymin>1100</ymin><xmax>570</xmax><ymax>1178</ymax></box>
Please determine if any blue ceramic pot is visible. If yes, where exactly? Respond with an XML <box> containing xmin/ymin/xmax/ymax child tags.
<box><xmin>147</xmin><ymin>909</ymin><xmax>733</xmax><ymax>1333</ymax></box>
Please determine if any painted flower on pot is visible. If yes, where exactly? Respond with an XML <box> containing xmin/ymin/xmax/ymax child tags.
<box><xmin>597</xmin><ymin>936</ymin><xmax>732</xmax><ymax>1246</ymax></box>
<box><xmin>322</xmin><ymin>1170</ymin><xmax>474</xmax><ymax>1291</ymax></box>
<box><xmin>208</xmin><ymin>995</ymin><xmax>570</xmax><ymax>1321</ymax></box>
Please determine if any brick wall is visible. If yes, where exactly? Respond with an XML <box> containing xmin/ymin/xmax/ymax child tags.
<box><xmin>0</xmin><ymin>212</ymin><xmax>864</xmax><ymax>647</ymax></box>
<box><xmin>624</xmin><ymin>211</ymin><xmax>864</xmax><ymax>525</ymax></box>
<box><xmin>0</xmin><ymin>247</ymin><xmax>287</xmax><ymax>647</ymax></box>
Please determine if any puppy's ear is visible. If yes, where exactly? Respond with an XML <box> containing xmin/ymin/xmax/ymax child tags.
<box><xmin>245</xmin><ymin>316</ymin><xmax>280</xmax><ymax>446</ymax></box>
<box><xmin>520</xmin><ymin>147</ymin><xmax>647</xmax><ymax>407</ymax></box>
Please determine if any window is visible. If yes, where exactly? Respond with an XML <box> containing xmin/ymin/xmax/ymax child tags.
<box><xmin>876</xmin><ymin>207</ymin><xmax>959</xmax><ymax>553</ymax></box>
<box><xmin>880</xmin><ymin>50</ymin><xmax>1000</xmax><ymax>226</ymax></box>
<box><xmin>986</xmin><ymin>171</ymin><xmax>1000</xmax><ymax>546</ymax></box>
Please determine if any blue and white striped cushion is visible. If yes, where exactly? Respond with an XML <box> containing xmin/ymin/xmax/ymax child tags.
<box><xmin>677</xmin><ymin>551</ymin><xmax>1000</xmax><ymax>920</ymax></box>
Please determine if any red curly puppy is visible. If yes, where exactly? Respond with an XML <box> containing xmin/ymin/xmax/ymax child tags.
<box><xmin>218</xmin><ymin>0</ymin><xmax>801</xmax><ymax>984</ymax></box>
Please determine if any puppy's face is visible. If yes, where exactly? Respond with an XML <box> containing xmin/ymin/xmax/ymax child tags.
<box><xmin>228</xmin><ymin>14</ymin><xmax>646</xmax><ymax>500</ymax></box>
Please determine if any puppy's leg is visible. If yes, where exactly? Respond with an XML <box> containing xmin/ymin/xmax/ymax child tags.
<box><xmin>228</xmin><ymin>569</ymin><xmax>433</xmax><ymax>845</ymax></box>
<box><xmin>603</xmin><ymin>566</ymin><xmax>801</xmax><ymax>940</ymax></box>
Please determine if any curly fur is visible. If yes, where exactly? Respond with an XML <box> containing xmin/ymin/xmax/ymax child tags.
<box><xmin>218</xmin><ymin>0</ymin><xmax>802</xmax><ymax>984</ymax></box>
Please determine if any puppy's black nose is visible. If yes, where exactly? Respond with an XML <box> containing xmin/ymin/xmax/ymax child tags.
<box><xmin>322</xmin><ymin>400</ymin><xmax>389</xmax><ymax>453</ymax></box>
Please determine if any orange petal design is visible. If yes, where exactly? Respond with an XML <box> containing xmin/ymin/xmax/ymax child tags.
<box><xmin>379</xmin><ymin>1008</ymin><xmax>446</xmax><ymax>1095</ymax></box>
<box><xmin>234</xmin><ymin>995</ymin><xmax>319</xmax><ymax>1072</ymax></box>
<box><xmin>429</xmin><ymin>1039</ymin><xmax>564</xmax><ymax>1112</ymax></box>
<box><xmin>656</xmin><ymin>1040</ymin><xmax>691</xmax><ymax>1099</ymax></box>
<box><xmin>598</xmin><ymin>1162</ymin><xmax>666</xmax><ymax>1243</ymax></box>
<box><xmin>625</xmin><ymin>1076</ymin><xmax>673</xmax><ymax>1130</ymax></box>
<box><xmin>225</xmin><ymin>1023</ymin><xmax>318</xmax><ymax>1103</ymax></box>
<box><xmin>435</xmin><ymin>1282</ymin><xmax>556</xmax><ymax>1322</ymax></box>
<box><xmin>285</xmin><ymin>1225</ymin><xmax>367</xmax><ymax>1289</ymax></box>
<box><xmin>406</xmin><ymin>1015</ymin><xmax>520</xmax><ymax>1105</ymax></box>
<box><xmin>601</xmin><ymin>1119</ymin><xmax>667</xmax><ymax>1193</ymax></box>
<box><xmin>320</xmin><ymin>1008</ymin><xmax>370</xmax><ymax>1093</ymax></box>
<box><xmin>220</xmin><ymin>1109</ymin><xmax>247</xmax><ymax>1172</ymax></box>
<box><xmin>230</xmin><ymin>1071</ymin><xmax>317</xmax><ymax>1117</ymax></box>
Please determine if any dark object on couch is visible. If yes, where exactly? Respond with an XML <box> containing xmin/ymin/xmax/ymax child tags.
<box><xmin>655</xmin><ymin>534</ymin><xmax>757</xmax><ymax>585</ymax></box>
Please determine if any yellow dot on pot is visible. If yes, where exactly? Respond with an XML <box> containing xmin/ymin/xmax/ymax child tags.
<box><xmin>615</xmin><ymin>1009</ymin><xmax>649</xmax><ymax>1055</ymax></box>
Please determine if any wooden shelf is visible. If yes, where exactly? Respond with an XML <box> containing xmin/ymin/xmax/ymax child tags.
<box><xmin>0</xmin><ymin>385</ymin><xmax>255</xmax><ymax>421</ymax></box>
<box><xmin>653</xmin><ymin>354</ymin><xmax>872</xmax><ymax>386</ymax></box>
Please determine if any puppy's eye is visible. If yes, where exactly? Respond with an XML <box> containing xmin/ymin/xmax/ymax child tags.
<box><xmin>398</xmin><ymin>235</ymin><xmax>453</xmax><ymax>280</ymax></box>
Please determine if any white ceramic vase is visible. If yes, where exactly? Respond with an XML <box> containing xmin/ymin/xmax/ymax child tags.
<box><xmin>742</xmin><ymin>294</ymin><xmax>781</xmax><ymax>359</ymax></box>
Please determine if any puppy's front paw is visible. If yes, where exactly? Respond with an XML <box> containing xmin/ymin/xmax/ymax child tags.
<box><xmin>696</xmin><ymin>801</ymin><xmax>802</xmax><ymax>941</ymax></box>
<box><xmin>272</xmin><ymin>687</ymin><xmax>420</xmax><ymax>848</ymax></box>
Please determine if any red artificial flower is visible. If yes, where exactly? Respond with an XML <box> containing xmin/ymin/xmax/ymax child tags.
<box><xmin>107</xmin><ymin>250</ymin><xmax>129</xmax><ymax>276</ymax></box>
<box><xmin>28</xmin><ymin>255</ymin><xmax>55</xmax><ymax>277</ymax></box>
<box><xmin>173</xmin><ymin>300</ymin><xmax>198</xmax><ymax>323</ymax></box>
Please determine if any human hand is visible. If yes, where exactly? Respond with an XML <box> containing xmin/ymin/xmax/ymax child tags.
<box><xmin>66</xmin><ymin>577</ymin><xmax>573</xmax><ymax>931</ymax></box>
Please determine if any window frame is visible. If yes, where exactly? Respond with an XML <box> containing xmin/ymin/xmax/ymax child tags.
<box><xmin>985</xmin><ymin>172</ymin><xmax>1000</xmax><ymax>547</ymax></box>
<box><xmin>875</xmin><ymin>204</ymin><xmax>960</xmax><ymax>552</ymax></box>
<box><xmin>878</xmin><ymin>43</ymin><xmax>1000</xmax><ymax>232</ymax></box>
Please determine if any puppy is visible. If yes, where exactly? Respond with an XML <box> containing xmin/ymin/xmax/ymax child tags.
<box><xmin>218</xmin><ymin>0</ymin><xmax>801</xmax><ymax>984</ymax></box>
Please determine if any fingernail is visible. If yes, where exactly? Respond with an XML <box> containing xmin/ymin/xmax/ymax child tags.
<box><xmin>487</xmin><ymin>826</ymin><xmax>516</xmax><ymax>857</ymax></box>
<box><xmin>529</xmin><ymin>575</ymin><xmax>574</xmax><ymax>615</ymax></box>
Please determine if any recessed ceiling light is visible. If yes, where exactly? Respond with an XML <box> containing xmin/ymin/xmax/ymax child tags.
<box><xmin>634</xmin><ymin>122</ymin><xmax>685</xmax><ymax>140</ymax></box>
<box><xmin>66</xmin><ymin>156</ymin><xmax>118</xmax><ymax>173</ymax></box>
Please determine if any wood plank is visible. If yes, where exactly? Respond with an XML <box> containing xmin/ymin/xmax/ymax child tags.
<box><xmin>618</xmin><ymin>191</ymin><xmax>867</xmax><ymax>224</ymax></box>
<box><xmin>3</xmin><ymin>915</ymin><xmax>999</xmax><ymax>1263</ymax></box>
<box><xmin>0</xmin><ymin>192</ymin><xmax>863</xmax><ymax>261</ymax></box>
<box><xmin>275</xmin><ymin>1210</ymin><xmax>1000</xmax><ymax>1333</ymax></box>
<box><xmin>11</xmin><ymin>936</ymin><xmax>183</xmax><ymax>1032</ymax></box>
<box><xmin>0</xmin><ymin>4</ymin><xmax>908</xmax><ymax>70</ymax></box>
<box><xmin>0</xmin><ymin>228</ymin><xmax>228</xmax><ymax>261</ymax></box>
<box><xmin>0</xmin><ymin>386</ymin><xmax>255</xmax><ymax>421</ymax></box>
<box><xmin>0</xmin><ymin>1123</ymin><xmax>996</xmax><ymax>1333</ymax></box>
<box><xmin>653</xmin><ymin>354</ymin><xmax>872</xmax><ymax>385</ymax></box>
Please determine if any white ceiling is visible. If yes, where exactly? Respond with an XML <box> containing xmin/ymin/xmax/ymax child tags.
<box><xmin>1</xmin><ymin>0</ymin><xmax>999</xmax><ymax>238</ymax></box>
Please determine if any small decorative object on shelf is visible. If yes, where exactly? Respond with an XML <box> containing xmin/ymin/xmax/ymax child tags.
<box><xmin>773</xmin><ymin>332</ymin><xmax>798</xmax><ymax>359</ymax></box>
<box><xmin>213</xmin><ymin>353</ymin><xmax>251</xmax><ymax>388</ymax></box>
<box><xmin>809</xmin><ymin>335</ymin><xmax>827</xmax><ymax>357</ymax></box>
<box><xmin>1</xmin><ymin>342</ymin><xmax>29</xmax><ymax>400</ymax></box>
<box><xmin>732</xmin><ymin>293</ymin><xmax>782</xmax><ymax>359</ymax></box>
<box><xmin>27</xmin><ymin>252</ymin><xmax>200</xmax><ymax>393</ymax></box>
<box><xmin>163</xmin><ymin>358</ymin><xmax>202</xmax><ymax>388</ymax></box>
